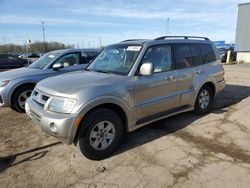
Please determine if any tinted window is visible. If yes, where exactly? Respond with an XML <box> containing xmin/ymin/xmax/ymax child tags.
<box><xmin>189</xmin><ymin>44</ymin><xmax>202</xmax><ymax>66</ymax></box>
<box><xmin>200</xmin><ymin>44</ymin><xmax>216</xmax><ymax>64</ymax></box>
<box><xmin>7</xmin><ymin>55</ymin><xmax>18</xmax><ymax>60</ymax></box>
<box><xmin>141</xmin><ymin>45</ymin><xmax>172</xmax><ymax>73</ymax></box>
<box><xmin>0</xmin><ymin>54</ymin><xmax>6</xmax><ymax>59</ymax></box>
<box><xmin>173</xmin><ymin>44</ymin><xmax>193</xmax><ymax>69</ymax></box>
<box><xmin>81</xmin><ymin>52</ymin><xmax>98</xmax><ymax>64</ymax></box>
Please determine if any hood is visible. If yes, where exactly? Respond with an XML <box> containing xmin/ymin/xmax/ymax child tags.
<box><xmin>36</xmin><ymin>71</ymin><xmax>125</xmax><ymax>96</ymax></box>
<box><xmin>0</xmin><ymin>67</ymin><xmax>43</xmax><ymax>81</ymax></box>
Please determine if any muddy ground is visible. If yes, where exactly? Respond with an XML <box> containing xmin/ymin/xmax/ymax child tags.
<box><xmin>0</xmin><ymin>64</ymin><xmax>250</xmax><ymax>188</ymax></box>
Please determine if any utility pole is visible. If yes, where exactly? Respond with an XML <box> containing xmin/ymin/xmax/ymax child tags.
<box><xmin>41</xmin><ymin>21</ymin><xmax>46</xmax><ymax>52</ymax></box>
<box><xmin>166</xmin><ymin>17</ymin><xmax>170</xmax><ymax>35</ymax></box>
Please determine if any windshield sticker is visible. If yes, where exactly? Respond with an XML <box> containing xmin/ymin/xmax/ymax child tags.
<box><xmin>127</xmin><ymin>46</ymin><xmax>141</xmax><ymax>51</ymax></box>
<box><xmin>48</xmin><ymin>54</ymin><xmax>56</xmax><ymax>58</ymax></box>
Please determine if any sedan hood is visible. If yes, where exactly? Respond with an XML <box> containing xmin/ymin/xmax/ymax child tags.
<box><xmin>36</xmin><ymin>71</ymin><xmax>124</xmax><ymax>96</ymax></box>
<box><xmin>0</xmin><ymin>67</ymin><xmax>43</xmax><ymax>80</ymax></box>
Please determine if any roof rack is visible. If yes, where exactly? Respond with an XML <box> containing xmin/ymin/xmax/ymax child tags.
<box><xmin>121</xmin><ymin>39</ymin><xmax>147</xmax><ymax>42</ymax></box>
<box><xmin>155</xmin><ymin>36</ymin><xmax>210</xmax><ymax>41</ymax></box>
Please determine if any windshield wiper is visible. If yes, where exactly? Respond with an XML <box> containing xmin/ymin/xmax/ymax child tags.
<box><xmin>92</xmin><ymin>69</ymin><xmax>112</xmax><ymax>74</ymax></box>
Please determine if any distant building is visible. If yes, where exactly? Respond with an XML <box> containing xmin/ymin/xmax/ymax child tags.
<box><xmin>235</xmin><ymin>3</ymin><xmax>250</xmax><ymax>63</ymax></box>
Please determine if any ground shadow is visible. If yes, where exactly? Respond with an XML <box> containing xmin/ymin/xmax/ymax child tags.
<box><xmin>115</xmin><ymin>84</ymin><xmax>250</xmax><ymax>156</ymax></box>
<box><xmin>0</xmin><ymin>142</ymin><xmax>61</xmax><ymax>173</ymax></box>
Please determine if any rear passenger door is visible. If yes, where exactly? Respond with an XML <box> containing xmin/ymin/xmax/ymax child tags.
<box><xmin>173</xmin><ymin>43</ymin><xmax>203</xmax><ymax>106</ymax></box>
<box><xmin>173</xmin><ymin>43</ymin><xmax>216</xmax><ymax>106</ymax></box>
<box><xmin>134</xmin><ymin>45</ymin><xmax>177</xmax><ymax>121</ymax></box>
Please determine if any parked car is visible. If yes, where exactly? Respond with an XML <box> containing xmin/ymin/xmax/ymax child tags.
<box><xmin>220</xmin><ymin>47</ymin><xmax>236</xmax><ymax>62</ymax></box>
<box><xmin>0</xmin><ymin>48</ymin><xmax>99</xmax><ymax>112</ymax></box>
<box><xmin>19</xmin><ymin>52</ymin><xmax>41</xmax><ymax>59</ymax></box>
<box><xmin>0</xmin><ymin>53</ymin><xmax>32</xmax><ymax>69</ymax></box>
<box><xmin>25</xmin><ymin>36</ymin><xmax>225</xmax><ymax>160</ymax></box>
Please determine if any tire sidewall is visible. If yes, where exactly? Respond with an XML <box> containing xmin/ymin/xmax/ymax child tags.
<box><xmin>11</xmin><ymin>85</ymin><xmax>34</xmax><ymax>113</ymax></box>
<box><xmin>78</xmin><ymin>109</ymin><xmax>124</xmax><ymax>160</ymax></box>
<box><xmin>194</xmin><ymin>86</ymin><xmax>212</xmax><ymax>115</ymax></box>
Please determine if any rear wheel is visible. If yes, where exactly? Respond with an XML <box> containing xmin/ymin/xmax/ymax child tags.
<box><xmin>194</xmin><ymin>85</ymin><xmax>213</xmax><ymax>115</ymax></box>
<box><xmin>77</xmin><ymin>108</ymin><xmax>124</xmax><ymax>160</ymax></box>
<box><xmin>11</xmin><ymin>85</ymin><xmax>34</xmax><ymax>113</ymax></box>
<box><xmin>22</xmin><ymin>62</ymin><xmax>28</xmax><ymax>67</ymax></box>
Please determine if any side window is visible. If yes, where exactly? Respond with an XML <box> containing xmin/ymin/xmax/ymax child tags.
<box><xmin>189</xmin><ymin>44</ymin><xmax>202</xmax><ymax>66</ymax></box>
<box><xmin>81</xmin><ymin>52</ymin><xmax>97</xmax><ymax>64</ymax></box>
<box><xmin>141</xmin><ymin>45</ymin><xmax>172</xmax><ymax>73</ymax></box>
<box><xmin>200</xmin><ymin>44</ymin><xmax>216</xmax><ymax>64</ymax></box>
<box><xmin>173</xmin><ymin>44</ymin><xmax>193</xmax><ymax>69</ymax></box>
<box><xmin>55</xmin><ymin>53</ymin><xmax>80</xmax><ymax>67</ymax></box>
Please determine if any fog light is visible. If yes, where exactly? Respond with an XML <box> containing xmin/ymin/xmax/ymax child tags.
<box><xmin>49</xmin><ymin>122</ymin><xmax>58</xmax><ymax>133</ymax></box>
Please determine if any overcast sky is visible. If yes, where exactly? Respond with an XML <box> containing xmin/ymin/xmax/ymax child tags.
<box><xmin>0</xmin><ymin>0</ymin><xmax>247</xmax><ymax>47</ymax></box>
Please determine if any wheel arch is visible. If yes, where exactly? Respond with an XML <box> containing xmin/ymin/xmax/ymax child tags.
<box><xmin>73</xmin><ymin>101</ymin><xmax>130</xmax><ymax>145</ymax></box>
<box><xmin>10</xmin><ymin>82</ymin><xmax>36</xmax><ymax>105</ymax></box>
<box><xmin>193</xmin><ymin>81</ymin><xmax>216</xmax><ymax>106</ymax></box>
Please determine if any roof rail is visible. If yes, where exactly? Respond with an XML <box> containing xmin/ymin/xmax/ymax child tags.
<box><xmin>155</xmin><ymin>36</ymin><xmax>210</xmax><ymax>41</ymax></box>
<box><xmin>121</xmin><ymin>39</ymin><xmax>146</xmax><ymax>42</ymax></box>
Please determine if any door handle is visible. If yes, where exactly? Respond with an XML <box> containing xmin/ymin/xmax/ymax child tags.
<box><xmin>165</xmin><ymin>75</ymin><xmax>174</xmax><ymax>81</ymax></box>
<box><xmin>195</xmin><ymin>70</ymin><xmax>203</xmax><ymax>74</ymax></box>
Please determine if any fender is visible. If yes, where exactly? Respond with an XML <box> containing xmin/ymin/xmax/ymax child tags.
<box><xmin>76</xmin><ymin>95</ymin><xmax>135</xmax><ymax>128</ymax></box>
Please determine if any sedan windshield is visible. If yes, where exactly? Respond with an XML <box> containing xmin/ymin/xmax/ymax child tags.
<box><xmin>87</xmin><ymin>44</ymin><xmax>141</xmax><ymax>75</ymax></box>
<box><xmin>29</xmin><ymin>52</ymin><xmax>61</xmax><ymax>69</ymax></box>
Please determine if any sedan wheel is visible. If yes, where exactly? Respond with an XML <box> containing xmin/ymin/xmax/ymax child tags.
<box><xmin>18</xmin><ymin>90</ymin><xmax>32</xmax><ymax>110</ymax></box>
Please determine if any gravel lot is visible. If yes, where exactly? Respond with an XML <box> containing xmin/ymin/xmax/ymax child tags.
<box><xmin>1</xmin><ymin>64</ymin><xmax>250</xmax><ymax>188</ymax></box>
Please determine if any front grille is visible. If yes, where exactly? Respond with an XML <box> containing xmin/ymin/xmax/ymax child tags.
<box><xmin>32</xmin><ymin>89</ymin><xmax>50</xmax><ymax>109</ymax></box>
<box><xmin>30</xmin><ymin>109</ymin><xmax>41</xmax><ymax>126</ymax></box>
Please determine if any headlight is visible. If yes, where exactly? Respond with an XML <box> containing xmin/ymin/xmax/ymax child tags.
<box><xmin>46</xmin><ymin>97</ymin><xmax>77</xmax><ymax>114</ymax></box>
<box><xmin>0</xmin><ymin>80</ymin><xmax>9</xmax><ymax>87</ymax></box>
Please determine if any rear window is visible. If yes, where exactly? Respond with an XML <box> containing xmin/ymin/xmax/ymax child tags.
<box><xmin>200</xmin><ymin>44</ymin><xmax>216</xmax><ymax>64</ymax></box>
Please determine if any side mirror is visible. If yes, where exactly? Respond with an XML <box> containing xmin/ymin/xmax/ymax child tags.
<box><xmin>52</xmin><ymin>63</ymin><xmax>64</xmax><ymax>70</ymax></box>
<box><xmin>139</xmin><ymin>62</ymin><xmax>154</xmax><ymax>76</ymax></box>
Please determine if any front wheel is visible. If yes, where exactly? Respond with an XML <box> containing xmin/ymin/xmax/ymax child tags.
<box><xmin>77</xmin><ymin>108</ymin><xmax>124</xmax><ymax>160</ymax></box>
<box><xmin>194</xmin><ymin>86</ymin><xmax>213</xmax><ymax>115</ymax></box>
<box><xmin>11</xmin><ymin>85</ymin><xmax>34</xmax><ymax>113</ymax></box>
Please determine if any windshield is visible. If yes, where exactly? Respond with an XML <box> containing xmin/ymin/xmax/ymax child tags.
<box><xmin>29</xmin><ymin>52</ymin><xmax>61</xmax><ymax>69</ymax></box>
<box><xmin>87</xmin><ymin>44</ymin><xmax>141</xmax><ymax>75</ymax></box>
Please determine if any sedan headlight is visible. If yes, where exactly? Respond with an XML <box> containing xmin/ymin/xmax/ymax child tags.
<box><xmin>46</xmin><ymin>97</ymin><xmax>77</xmax><ymax>114</ymax></box>
<box><xmin>0</xmin><ymin>80</ymin><xmax>9</xmax><ymax>87</ymax></box>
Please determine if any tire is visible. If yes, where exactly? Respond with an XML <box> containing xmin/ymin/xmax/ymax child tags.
<box><xmin>194</xmin><ymin>85</ymin><xmax>213</xmax><ymax>115</ymax></box>
<box><xmin>77</xmin><ymin>108</ymin><xmax>124</xmax><ymax>160</ymax></box>
<box><xmin>11</xmin><ymin>85</ymin><xmax>34</xmax><ymax>113</ymax></box>
<box><xmin>23</xmin><ymin>63</ymin><xmax>28</xmax><ymax>67</ymax></box>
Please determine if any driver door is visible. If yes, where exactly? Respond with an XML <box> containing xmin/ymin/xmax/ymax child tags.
<box><xmin>134</xmin><ymin>44</ymin><xmax>178</xmax><ymax>121</ymax></box>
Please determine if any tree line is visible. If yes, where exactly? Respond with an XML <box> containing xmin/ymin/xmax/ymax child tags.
<box><xmin>0</xmin><ymin>41</ymin><xmax>74</xmax><ymax>53</ymax></box>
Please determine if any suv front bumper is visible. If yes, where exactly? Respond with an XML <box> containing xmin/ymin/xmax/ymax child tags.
<box><xmin>25</xmin><ymin>97</ymin><xmax>79</xmax><ymax>144</ymax></box>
